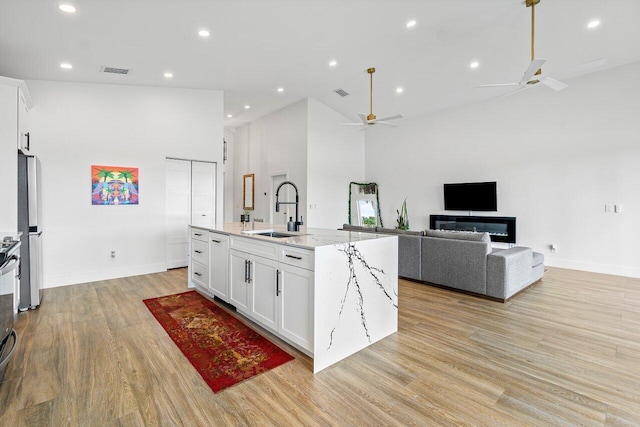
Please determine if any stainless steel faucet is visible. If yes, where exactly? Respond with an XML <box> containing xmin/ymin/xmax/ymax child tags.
<box><xmin>275</xmin><ymin>181</ymin><xmax>303</xmax><ymax>232</ymax></box>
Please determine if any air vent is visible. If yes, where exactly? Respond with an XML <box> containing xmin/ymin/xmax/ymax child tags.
<box><xmin>334</xmin><ymin>88</ymin><xmax>349</xmax><ymax>97</ymax></box>
<box><xmin>100</xmin><ymin>66</ymin><xmax>132</xmax><ymax>75</ymax></box>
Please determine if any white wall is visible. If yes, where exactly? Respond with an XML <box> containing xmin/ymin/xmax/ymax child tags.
<box><xmin>365</xmin><ymin>62</ymin><xmax>640</xmax><ymax>278</ymax></box>
<box><xmin>27</xmin><ymin>80</ymin><xmax>224</xmax><ymax>287</ymax></box>
<box><xmin>234</xmin><ymin>99</ymin><xmax>308</xmax><ymax>223</ymax></box>
<box><xmin>307</xmin><ymin>98</ymin><xmax>365</xmax><ymax>228</ymax></box>
<box><xmin>223</xmin><ymin>127</ymin><xmax>235</xmax><ymax>223</ymax></box>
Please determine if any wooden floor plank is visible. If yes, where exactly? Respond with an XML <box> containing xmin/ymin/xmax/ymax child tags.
<box><xmin>1</xmin><ymin>267</ymin><xmax>640</xmax><ymax>425</ymax></box>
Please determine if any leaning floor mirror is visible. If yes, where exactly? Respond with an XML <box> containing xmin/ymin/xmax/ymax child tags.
<box><xmin>348</xmin><ymin>182</ymin><xmax>383</xmax><ymax>227</ymax></box>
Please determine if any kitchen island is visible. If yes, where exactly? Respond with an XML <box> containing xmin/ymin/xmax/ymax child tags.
<box><xmin>188</xmin><ymin>223</ymin><xmax>398</xmax><ymax>373</ymax></box>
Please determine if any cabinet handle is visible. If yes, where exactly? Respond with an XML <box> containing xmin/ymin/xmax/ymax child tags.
<box><xmin>194</xmin><ymin>233</ymin><xmax>203</xmax><ymax>236</ymax></box>
<box><xmin>211</xmin><ymin>239</ymin><xmax>221</xmax><ymax>243</ymax></box>
<box><xmin>285</xmin><ymin>254</ymin><xmax>302</xmax><ymax>260</ymax></box>
<box><xmin>194</xmin><ymin>272</ymin><xmax>202</xmax><ymax>277</ymax></box>
<box><xmin>194</xmin><ymin>250</ymin><xmax>202</xmax><ymax>254</ymax></box>
<box><xmin>24</xmin><ymin>132</ymin><xmax>30</xmax><ymax>151</ymax></box>
<box><xmin>247</xmin><ymin>261</ymin><xmax>252</xmax><ymax>284</ymax></box>
<box><xmin>244</xmin><ymin>260</ymin><xmax>248</xmax><ymax>283</ymax></box>
<box><xmin>276</xmin><ymin>270</ymin><xmax>281</xmax><ymax>296</ymax></box>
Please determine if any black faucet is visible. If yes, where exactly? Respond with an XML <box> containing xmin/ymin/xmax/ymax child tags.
<box><xmin>275</xmin><ymin>181</ymin><xmax>303</xmax><ymax>232</ymax></box>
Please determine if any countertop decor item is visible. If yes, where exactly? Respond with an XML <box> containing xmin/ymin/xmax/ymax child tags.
<box><xmin>143</xmin><ymin>290</ymin><xmax>294</xmax><ymax>393</ymax></box>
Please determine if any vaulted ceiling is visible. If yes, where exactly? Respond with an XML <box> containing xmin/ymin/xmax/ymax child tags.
<box><xmin>1</xmin><ymin>0</ymin><xmax>639</xmax><ymax>127</ymax></box>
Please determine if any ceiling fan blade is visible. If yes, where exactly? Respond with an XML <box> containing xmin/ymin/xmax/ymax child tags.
<box><xmin>375</xmin><ymin>121</ymin><xmax>399</xmax><ymax>127</ymax></box>
<box><xmin>477</xmin><ymin>83</ymin><xmax>521</xmax><ymax>88</ymax></box>
<box><xmin>358</xmin><ymin>114</ymin><xmax>369</xmax><ymax>125</ymax></box>
<box><xmin>540</xmin><ymin>77</ymin><xmax>568</xmax><ymax>91</ymax></box>
<box><xmin>339</xmin><ymin>122</ymin><xmax>366</xmax><ymax>126</ymax></box>
<box><xmin>369</xmin><ymin>114</ymin><xmax>403</xmax><ymax>123</ymax></box>
<box><xmin>520</xmin><ymin>58</ymin><xmax>547</xmax><ymax>84</ymax></box>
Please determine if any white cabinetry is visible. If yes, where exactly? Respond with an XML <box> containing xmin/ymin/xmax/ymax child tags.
<box><xmin>1</xmin><ymin>77</ymin><xmax>32</xmax><ymax>232</ymax></box>
<box><xmin>229</xmin><ymin>236</ymin><xmax>313</xmax><ymax>353</ymax></box>
<box><xmin>189</xmin><ymin>228</ymin><xmax>209</xmax><ymax>289</ymax></box>
<box><xmin>18</xmin><ymin>87</ymin><xmax>31</xmax><ymax>152</ymax></box>
<box><xmin>208</xmin><ymin>231</ymin><xmax>229</xmax><ymax>301</ymax></box>
<box><xmin>278</xmin><ymin>263</ymin><xmax>313</xmax><ymax>350</ymax></box>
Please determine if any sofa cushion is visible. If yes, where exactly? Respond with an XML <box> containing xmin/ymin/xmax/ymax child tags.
<box><xmin>376</xmin><ymin>227</ymin><xmax>424</xmax><ymax>236</ymax></box>
<box><xmin>425</xmin><ymin>229</ymin><xmax>491</xmax><ymax>243</ymax></box>
<box><xmin>532</xmin><ymin>251</ymin><xmax>544</xmax><ymax>268</ymax></box>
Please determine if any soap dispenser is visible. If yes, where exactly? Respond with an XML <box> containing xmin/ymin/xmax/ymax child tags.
<box><xmin>287</xmin><ymin>217</ymin><xmax>295</xmax><ymax>232</ymax></box>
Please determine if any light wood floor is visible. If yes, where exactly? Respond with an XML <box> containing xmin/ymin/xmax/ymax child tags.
<box><xmin>1</xmin><ymin>267</ymin><xmax>639</xmax><ymax>426</ymax></box>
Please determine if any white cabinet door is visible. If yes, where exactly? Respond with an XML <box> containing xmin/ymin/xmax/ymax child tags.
<box><xmin>250</xmin><ymin>255</ymin><xmax>279</xmax><ymax>332</ymax></box>
<box><xmin>229</xmin><ymin>249</ymin><xmax>250</xmax><ymax>312</ymax></box>
<box><xmin>279</xmin><ymin>263</ymin><xmax>313</xmax><ymax>352</ymax></box>
<box><xmin>18</xmin><ymin>87</ymin><xmax>30</xmax><ymax>152</ymax></box>
<box><xmin>166</xmin><ymin>159</ymin><xmax>191</xmax><ymax>268</ymax></box>
<box><xmin>209</xmin><ymin>232</ymin><xmax>229</xmax><ymax>301</ymax></box>
<box><xmin>191</xmin><ymin>161</ymin><xmax>216</xmax><ymax>228</ymax></box>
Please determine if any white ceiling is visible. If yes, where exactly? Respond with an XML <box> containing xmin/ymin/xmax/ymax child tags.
<box><xmin>2</xmin><ymin>0</ymin><xmax>639</xmax><ymax>127</ymax></box>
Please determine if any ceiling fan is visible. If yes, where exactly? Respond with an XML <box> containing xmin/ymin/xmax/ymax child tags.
<box><xmin>340</xmin><ymin>67</ymin><xmax>404</xmax><ymax>130</ymax></box>
<box><xmin>478</xmin><ymin>0</ymin><xmax>568</xmax><ymax>93</ymax></box>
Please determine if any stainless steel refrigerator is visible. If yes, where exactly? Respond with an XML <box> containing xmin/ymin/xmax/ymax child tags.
<box><xmin>17</xmin><ymin>153</ymin><xmax>42</xmax><ymax>311</ymax></box>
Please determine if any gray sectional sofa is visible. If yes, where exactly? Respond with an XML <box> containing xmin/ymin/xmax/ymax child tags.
<box><xmin>342</xmin><ymin>224</ymin><xmax>544</xmax><ymax>301</ymax></box>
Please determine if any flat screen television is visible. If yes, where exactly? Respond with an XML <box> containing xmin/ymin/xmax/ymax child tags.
<box><xmin>443</xmin><ymin>181</ymin><xmax>497</xmax><ymax>211</ymax></box>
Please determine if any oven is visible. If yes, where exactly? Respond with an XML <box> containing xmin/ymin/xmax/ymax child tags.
<box><xmin>0</xmin><ymin>237</ymin><xmax>20</xmax><ymax>382</ymax></box>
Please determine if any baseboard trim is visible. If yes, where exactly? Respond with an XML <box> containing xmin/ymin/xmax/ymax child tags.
<box><xmin>43</xmin><ymin>262</ymin><xmax>168</xmax><ymax>288</ymax></box>
<box><xmin>545</xmin><ymin>258</ymin><xmax>640</xmax><ymax>279</ymax></box>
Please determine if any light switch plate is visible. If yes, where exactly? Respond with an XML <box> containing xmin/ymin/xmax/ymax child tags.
<box><xmin>615</xmin><ymin>204</ymin><xmax>622</xmax><ymax>213</ymax></box>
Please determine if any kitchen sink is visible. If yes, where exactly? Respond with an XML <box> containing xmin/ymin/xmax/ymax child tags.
<box><xmin>240</xmin><ymin>229</ymin><xmax>302</xmax><ymax>238</ymax></box>
<box><xmin>254</xmin><ymin>231</ymin><xmax>298</xmax><ymax>238</ymax></box>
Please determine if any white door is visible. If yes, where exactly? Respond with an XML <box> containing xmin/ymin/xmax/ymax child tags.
<box><xmin>229</xmin><ymin>249</ymin><xmax>250</xmax><ymax>312</ymax></box>
<box><xmin>271</xmin><ymin>173</ymin><xmax>289</xmax><ymax>226</ymax></box>
<box><xmin>166</xmin><ymin>159</ymin><xmax>191</xmax><ymax>268</ymax></box>
<box><xmin>191</xmin><ymin>161</ymin><xmax>216</xmax><ymax>228</ymax></box>
<box><xmin>279</xmin><ymin>263</ymin><xmax>313</xmax><ymax>351</ymax></box>
<box><xmin>250</xmin><ymin>255</ymin><xmax>279</xmax><ymax>331</ymax></box>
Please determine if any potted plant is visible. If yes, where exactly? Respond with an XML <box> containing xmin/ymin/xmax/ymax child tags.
<box><xmin>240</xmin><ymin>210</ymin><xmax>251</xmax><ymax>223</ymax></box>
<box><xmin>396</xmin><ymin>198</ymin><xmax>409</xmax><ymax>230</ymax></box>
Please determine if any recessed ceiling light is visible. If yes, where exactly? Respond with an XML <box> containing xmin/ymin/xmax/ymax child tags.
<box><xmin>406</xmin><ymin>20</ymin><xmax>417</xmax><ymax>28</ymax></box>
<box><xmin>227</xmin><ymin>114</ymin><xmax>233</xmax><ymax>118</ymax></box>
<box><xmin>244</xmin><ymin>105</ymin><xmax>250</xmax><ymax>109</ymax></box>
<box><xmin>329</xmin><ymin>60</ymin><xmax>337</xmax><ymax>67</ymax></box>
<box><xmin>277</xmin><ymin>87</ymin><xmax>284</xmax><ymax>93</ymax></box>
<box><xmin>58</xmin><ymin>4</ymin><xmax>76</xmax><ymax>13</ymax></box>
<box><xmin>164</xmin><ymin>72</ymin><xmax>173</xmax><ymax>78</ymax></box>
<box><xmin>587</xmin><ymin>19</ymin><xmax>600</xmax><ymax>29</ymax></box>
<box><xmin>60</xmin><ymin>63</ymin><xmax>73</xmax><ymax>69</ymax></box>
<box><xmin>396</xmin><ymin>87</ymin><xmax>404</xmax><ymax>94</ymax></box>
<box><xmin>470</xmin><ymin>61</ymin><xmax>480</xmax><ymax>69</ymax></box>
<box><xmin>198</xmin><ymin>30</ymin><xmax>210</xmax><ymax>37</ymax></box>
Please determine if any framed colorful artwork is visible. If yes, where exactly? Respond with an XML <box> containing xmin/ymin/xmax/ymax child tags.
<box><xmin>91</xmin><ymin>165</ymin><xmax>139</xmax><ymax>205</ymax></box>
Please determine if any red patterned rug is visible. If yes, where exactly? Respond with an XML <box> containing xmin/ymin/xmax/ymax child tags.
<box><xmin>143</xmin><ymin>290</ymin><xmax>294</xmax><ymax>393</ymax></box>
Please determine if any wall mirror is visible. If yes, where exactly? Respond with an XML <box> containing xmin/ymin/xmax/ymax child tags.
<box><xmin>348</xmin><ymin>182</ymin><xmax>382</xmax><ymax>227</ymax></box>
<box><xmin>243</xmin><ymin>173</ymin><xmax>255</xmax><ymax>210</ymax></box>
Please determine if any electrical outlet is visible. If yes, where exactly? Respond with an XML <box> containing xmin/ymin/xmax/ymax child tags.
<box><xmin>605</xmin><ymin>205</ymin><xmax>613</xmax><ymax>213</ymax></box>
<box><xmin>550</xmin><ymin>244</ymin><xmax>557</xmax><ymax>253</ymax></box>
<box><xmin>615</xmin><ymin>204</ymin><xmax>622</xmax><ymax>213</ymax></box>
<box><xmin>111</xmin><ymin>250</ymin><xmax>116</xmax><ymax>258</ymax></box>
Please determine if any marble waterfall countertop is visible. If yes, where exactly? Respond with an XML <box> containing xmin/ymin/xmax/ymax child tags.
<box><xmin>190</xmin><ymin>223</ymin><xmax>393</xmax><ymax>250</ymax></box>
